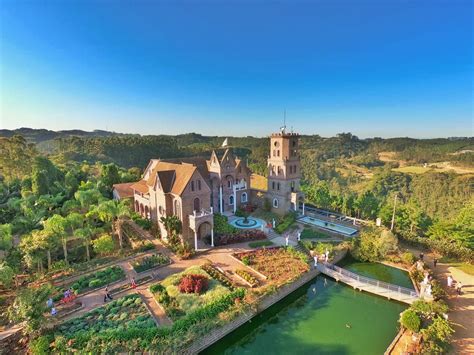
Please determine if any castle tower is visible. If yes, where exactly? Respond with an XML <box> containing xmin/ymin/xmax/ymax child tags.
<box><xmin>266</xmin><ymin>128</ymin><xmax>304</xmax><ymax>214</ymax></box>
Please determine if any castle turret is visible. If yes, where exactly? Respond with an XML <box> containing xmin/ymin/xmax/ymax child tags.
<box><xmin>266</xmin><ymin>129</ymin><xmax>304</xmax><ymax>214</ymax></box>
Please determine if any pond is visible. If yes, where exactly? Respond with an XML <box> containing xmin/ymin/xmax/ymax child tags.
<box><xmin>201</xmin><ymin>259</ymin><xmax>409</xmax><ymax>355</ymax></box>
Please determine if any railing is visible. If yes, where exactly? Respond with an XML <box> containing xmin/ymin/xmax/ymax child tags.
<box><xmin>191</xmin><ymin>207</ymin><xmax>213</xmax><ymax>218</ymax></box>
<box><xmin>320</xmin><ymin>263</ymin><xmax>418</xmax><ymax>298</ymax></box>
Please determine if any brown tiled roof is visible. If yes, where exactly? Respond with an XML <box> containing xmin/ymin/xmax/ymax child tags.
<box><xmin>250</xmin><ymin>174</ymin><xmax>268</xmax><ymax>191</ymax></box>
<box><xmin>161</xmin><ymin>157</ymin><xmax>210</xmax><ymax>185</ymax></box>
<box><xmin>112</xmin><ymin>182</ymin><xmax>134</xmax><ymax>199</ymax></box>
<box><xmin>146</xmin><ymin>161</ymin><xmax>197</xmax><ymax>196</ymax></box>
<box><xmin>130</xmin><ymin>180</ymin><xmax>149</xmax><ymax>194</ymax></box>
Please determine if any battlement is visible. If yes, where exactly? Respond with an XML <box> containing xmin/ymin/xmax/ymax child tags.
<box><xmin>270</xmin><ymin>132</ymin><xmax>300</xmax><ymax>138</ymax></box>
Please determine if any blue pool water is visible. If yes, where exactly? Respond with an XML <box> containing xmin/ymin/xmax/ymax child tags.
<box><xmin>299</xmin><ymin>216</ymin><xmax>358</xmax><ymax>236</ymax></box>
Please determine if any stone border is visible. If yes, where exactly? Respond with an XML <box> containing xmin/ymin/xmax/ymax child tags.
<box><xmin>139</xmin><ymin>293</ymin><xmax>161</xmax><ymax>327</ymax></box>
<box><xmin>56</xmin><ymin>303</ymin><xmax>84</xmax><ymax>320</ymax></box>
<box><xmin>149</xmin><ymin>291</ymin><xmax>173</xmax><ymax>325</ymax></box>
<box><xmin>384</xmin><ymin>327</ymin><xmax>406</xmax><ymax>355</ymax></box>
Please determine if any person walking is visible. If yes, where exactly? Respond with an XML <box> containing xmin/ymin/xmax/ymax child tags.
<box><xmin>297</xmin><ymin>231</ymin><xmax>301</xmax><ymax>242</ymax></box>
<box><xmin>456</xmin><ymin>282</ymin><xmax>463</xmax><ymax>296</ymax></box>
<box><xmin>447</xmin><ymin>275</ymin><xmax>453</xmax><ymax>288</ymax></box>
<box><xmin>105</xmin><ymin>286</ymin><xmax>113</xmax><ymax>301</ymax></box>
<box><xmin>131</xmin><ymin>277</ymin><xmax>137</xmax><ymax>289</ymax></box>
<box><xmin>314</xmin><ymin>255</ymin><xmax>318</xmax><ymax>267</ymax></box>
<box><xmin>325</xmin><ymin>249</ymin><xmax>329</xmax><ymax>263</ymax></box>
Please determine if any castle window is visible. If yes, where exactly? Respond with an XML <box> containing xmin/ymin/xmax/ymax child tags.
<box><xmin>229</xmin><ymin>195</ymin><xmax>234</xmax><ymax>205</ymax></box>
<box><xmin>292</xmin><ymin>140</ymin><xmax>296</xmax><ymax>147</ymax></box>
<box><xmin>191</xmin><ymin>181</ymin><xmax>195</xmax><ymax>191</ymax></box>
<box><xmin>277</xmin><ymin>182</ymin><xmax>280</xmax><ymax>190</ymax></box>
<box><xmin>273</xmin><ymin>198</ymin><xmax>279</xmax><ymax>208</ymax></box>
<box><xmin>197</xmin><ymin>180</ymin><xmax>201</xmax><ymax>190</ymax></box>
<box><xmin>277</xmin><ymin>150</ymin><xmax>280</xmax><ymax>157</ymax></box>
<box><xmin>294</xmin><ymin>165</ymin><xmax>297</xmax><ymax>173</ymax></box>
<box><xmin>272</xmin><ymin>181</ymin><xmax>275</xmax><ymax>190</ymax></box>
<box><xmin>193</xmin><ymin>197</ymin><xmax>201</xmax><ymax>212</ymax></box>
<box><xmin>241</xmin><ymin>192</ymin><xmax>248</xmax><ymax>203</ymax></box>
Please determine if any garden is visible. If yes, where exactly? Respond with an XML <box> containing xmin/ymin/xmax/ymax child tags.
<box><xmin>234</xmin><ymin>247</ymin><xmax>310</xmax><ymax>285</ymax></box>
<box><xmin>211</xmin><ymin>214</ymin><xmax>268</xmax><ymax>246</ymax></box>
<box><xmin>46</xmin><ymin>294</ymin><xmax>156</xmax><ymax>352</ymax></box>
<box><xmin>300</xmin><ymin>227</ymin><xmax>331</xmax><ymax>239</ymax></box>
<box><xmin>150</xmin><ymin>265</ymin><xmax>232</xmax><ymax>320</ymax></box>
<box><xmin>131</xmin><ymin>253</ymin><xmax>170</xmax><ymax>273</ymax></box>
<box><xmin>54</xmin><ymin>265</ymin><xmax>125</xmax><ymax>298</ymax></box>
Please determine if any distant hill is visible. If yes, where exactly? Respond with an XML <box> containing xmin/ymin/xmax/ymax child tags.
<box><xmin>0</xmin><ymin>127</ymin><xmax>119</xmax><ymax>144</ymax></box>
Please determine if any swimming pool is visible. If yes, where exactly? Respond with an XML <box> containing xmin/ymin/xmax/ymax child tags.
<box><xmin>299</xmin><ymin>216</ymin><xmax>358</xmax><ymax>236</ymax></box>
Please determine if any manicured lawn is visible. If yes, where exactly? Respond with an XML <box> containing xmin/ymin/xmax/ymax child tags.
<box><xmin>234</xmin><ymin>247</ymin><xmax>309</xmax><ymax>284</ymax></box>
<box><xmin>54</xmin><ymin>294</ymin><xmax>155</xmax><ymax>340</ymax></box>
<box><xmin>392</xmin><ymin>166</ymin><xmax>431</xmax><ymax>174</ymax></box>
<box><xmin>131</xmin><ymin>253</ymin><xmax>170</xmax><ymax>273</ymax></box>
<box><xmin>300</xmin><ymin>227</ymin><xmax>330</xmax><ymax>239</ymax></box>
<box><xmin>150</xmin><ymin>266</ymin><xmax>231</xmax><ymax>320</ymax></box>
<box><xmin>248</xmin><ymin>240</ymin><xmax>274</xmax><ymax>248</ymax></box>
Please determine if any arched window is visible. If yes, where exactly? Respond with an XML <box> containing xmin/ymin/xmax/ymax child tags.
<box><xmin>229</xmin><ymin>195</ymin><xmax>234</xmax><ymax>205</ymax></box>
<box><xmin>193</xmin><ymin>197</ymin><xmax>201</xmax><ymax>212</ymax></box>
<box><xmin>277</xmin><ymin>150</ymin><xmax>280</xmax><ymax>157</ymax></box>
<box><xmin>226</xmin><ymin>176</ymin><xmax>233</xmax><ymax>188</ymax></box>
<box><xmin>272</xmin><ymin>181</ymin><xmax>275</xmax><ymax>190</ymax></box>
<box><xmin>273</xmin><ymin>198</ymin><xmax>279</xmax><ymax>208</ymax></box>
<box><xmin>174</xmin><ymin>200</ymin><xmax>181</xmax><ymax>219</ymax></box>
<box><xmin>191</xmin><ymin>181</ymin><xmax>195</xmax><ymax>192</ymax></box>
<box><xmin>197</xmin><ymin>180</ymin><xmax>201</xmax><ymax>190</ymax></box>
<box><xmin>241</xmin><ymin>192</ymin><xmax>248</xmax><ymax>203</ymax></box>
<box><xmin>294</xmin><ymin>165</ymin><xmax>297</xmax><ymax>173</ymax></box>
<box><xmin>277</xmin><ymin>182</ymin><xmax>280</xmax><ymax>190</ymax></box>
<box><xmin>291</xmin><ymin>181</ymin><xmax>295</xmax><ymax>192</ymax></box>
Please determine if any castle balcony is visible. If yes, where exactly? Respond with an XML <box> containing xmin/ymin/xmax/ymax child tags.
<box><xmin>188</xmin><ymin>207</ymin><xmax>214</xmax><ymax>231</ymax></box>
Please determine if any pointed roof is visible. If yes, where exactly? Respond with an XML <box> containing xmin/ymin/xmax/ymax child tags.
<box><xmin>145</xmin><ymin>161</ymin><xmax>197</xmax><ymax>196</ymax></box>
<box><xmin>221</xmin><ymin>138</ymin><xmax>229</xmax><ymax>147</ymax></box>
<box><xmin>156</xmin><ymin>170</ymin><xmax>175</xmax><ymax>193</ymax></box>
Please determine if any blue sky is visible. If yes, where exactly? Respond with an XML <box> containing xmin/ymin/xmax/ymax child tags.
<box><xmin>0</xmin><ymin>0</ymin><xmax>472</xmax><ymax>137</ymax></box>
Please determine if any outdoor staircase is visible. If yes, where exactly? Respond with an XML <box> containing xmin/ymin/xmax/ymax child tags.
<box><xmin>294</xmin><ymin>242</ymin><xmax>312</xmax><ymax>258</ymax></box>
<box><xmin>266</xmin><ymin>229</ymin><xmax>281</xmax><ymax>240</ymax></box>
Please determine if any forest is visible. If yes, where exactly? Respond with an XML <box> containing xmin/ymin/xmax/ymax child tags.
<box><xmin>0</xmin><ymin>129</ymin><xmax>472</xmax><ymax>278</ymax></box>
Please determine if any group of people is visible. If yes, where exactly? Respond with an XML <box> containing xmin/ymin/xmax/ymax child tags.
<box><xmin>46</xmin><ymin>297</ymin><xmax>57</xmax><ymax>316</ymax></box>
<box><xmin>60</xmin><ymin>288</ymin><xmax>76</xmax><ymax>304</ymax></box>
<box><xmin>284</xmin><ymin>230</ymin><xmax>302</xmax><ymax>246</ymax></box>
<box><xmin>447</xmin><ymin>275</ymin><xmax>463</xmax><ymax>296</ymax></box>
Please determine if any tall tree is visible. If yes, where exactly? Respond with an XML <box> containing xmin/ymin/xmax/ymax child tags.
<box><xmin>74</xmin><ymin>226</ymin><xmax>94</xmax><ymax>261</ymax></box>
<box><xmin>43</xmin><ymin>214</ymin><xmax>68</xmax><ymax>264</ymax></box>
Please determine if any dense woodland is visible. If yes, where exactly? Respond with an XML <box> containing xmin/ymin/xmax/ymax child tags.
<box><xmin>0</xmin><ymin>129</ymin><xmax>472</xmax><ymax>281</ymax></box>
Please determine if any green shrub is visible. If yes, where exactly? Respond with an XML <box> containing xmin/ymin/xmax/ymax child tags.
<box><xmin>29</xmin><ymin>335</ymin><xmax>52</xmax><ymax>354</ymax></box>
<box><xmin>401</xmin><ymin>252</ymin><xmax>416</xmax><ymax>265</ymax></box>
<box><xmin>274</xmin><ymin>212</ymin><xmax>297</xmax><ymax>234</ymax></box>
<box><xmin>150</xmin><ymin>284</ymin><xmax>165</xmax><ymax>294</ymax></box>
<box><xmin>400</xmin><ymin>309</ymin><xmax>421</xmax><ymax>332</ymax></box>
<box><xmin>214</xmin><ymin>214</ymin><xmax>237</xmax><ymax>234</ymax></box>
<box><xmin>300</xmin><ymin>228</ymin><xmax>328</xmax><ymax>239</ymax></box>
<box><xmin>88</xmin><ymin>279</ymin><xmax>102</xmax><ymax>289</ymax></box>
<box><xmin>241</xmin><ymin>256</ymin><xmax>251</xmax><ymax>266</ymax></box>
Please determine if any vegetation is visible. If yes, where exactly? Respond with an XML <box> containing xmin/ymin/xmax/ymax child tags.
<box><xmin>350</xmin><ymin>227</ymin><xmax>398</xmax><ymax>262</ymax></box>
<box><xmin>400</xmin><ymin>300</ymin><xmax>454</xmax><ymax>353</ymax></box>
<box><xmin>235</xmin><ymin>269</ymin><xmax>259</xmax><ymax>287</ymax></box>
<box><xmin>67</xmin><ymin>266</ymin><xmax>125</xmax><ymax>295</ymax></box>
<box><xmin>248</xmin><ymin>240</ymin><xmax>274</xmax><ymax>248</ymax></box>
<box><xmin>300</xmin><ymin>227</ymin><xmax>330</xmax><ymax>239</ymax></box>
<box><xmin>131</xmin><ymin>253</ymin><xmax>170</xmax><ymax>273</ymax></box>
<box><xmin>274</xmin><ymin>212</ymin><xmax>297</xmax><ymax>234</ymax></box>
<box><xmin>235</xmin><ymin>248</ymin><xmax>309</xmax><ymax>284</ymax></box>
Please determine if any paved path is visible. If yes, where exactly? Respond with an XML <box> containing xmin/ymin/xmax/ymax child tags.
<box><xmin>402</xmin><ymin>245</ymin><xmax>474</xmax><ymax>354</ymax></box>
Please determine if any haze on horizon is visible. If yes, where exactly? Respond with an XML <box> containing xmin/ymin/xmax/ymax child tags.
<box><xmin>0</xmin><ymin>0</ymin><xmax>472</xmax><ymax>139</ymax></box>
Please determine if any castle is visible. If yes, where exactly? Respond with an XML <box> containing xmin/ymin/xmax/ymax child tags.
<box><xmin>114</xmin><ymin>128</ymin><xmax>304</xmax><ymax>249</ymax></box>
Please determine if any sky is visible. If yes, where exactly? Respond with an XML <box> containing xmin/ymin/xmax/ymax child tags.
<box><xmin>0</xmin><ymin>0</ymin><xmax>472</xmax><ymax>138</ymax></box>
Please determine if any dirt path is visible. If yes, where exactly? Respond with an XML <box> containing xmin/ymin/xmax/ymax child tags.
<box><xmin>402</xmin><ymin>245</ymin><xmax>474</xmax><ymax>354</ymax></box>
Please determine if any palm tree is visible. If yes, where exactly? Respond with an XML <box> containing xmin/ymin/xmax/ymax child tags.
<box><xmin>93</xmin><ymin>200</ymin><xmax>130</xmax><ymax>249</ymax></box>
<box><xmin>33</xmin><ymin>229</ymin><xmax>58</xmax><ymax>269</ymax></box>
<box><xmin>74</xmin><ymin>226</ymin><xmax>94</xmax><ymax>261</ymax></box>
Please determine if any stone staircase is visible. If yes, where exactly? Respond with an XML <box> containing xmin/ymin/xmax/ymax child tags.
<box><xmin>293</xmin><ymin>242</ymin><xmax>312</xmax><ymax>259</ymax></box>
<box><xmin>266</xmin><ymin>229</ymin><xmax>281</xmax><ymax>240</ymax></box>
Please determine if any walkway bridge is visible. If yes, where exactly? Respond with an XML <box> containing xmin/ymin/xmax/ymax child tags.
<box><xmin>317</xmin><ymin>263</ymin><xmax>419</xmax><ymax>304</ymax></box>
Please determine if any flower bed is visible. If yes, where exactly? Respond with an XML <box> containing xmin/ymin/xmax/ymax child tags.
<box><xmin>201</xmin><ymin>263</ymin><xmax>235</xmax><ymax>290</ymax></box>
<box><xmin>131</xmin><ymin>253</ymin><xmax>170</xmax><ymax>273</ymax></box>
<box><xmin>216</xmin><ymin>230</ymin><xmax>267</xmax><ymax>246</ymax></box>
<box><xmin>54</xmin><ymin>294</ymin><xmax>155</xmax><ymax>339</ymax></box>
<box><xmin>234</xmin><ymin>247</ymin><xmax>309</xmax><ymax>284</ymax></box>
<box><xmin>149</xmin><ymin>266</ymin><xmax>231</xmax><ymax>320</ymax></box>
<box><xmin>235</xmin><ymin>269</ymin><xmax>259</xmax><ymax>287</ymax></box>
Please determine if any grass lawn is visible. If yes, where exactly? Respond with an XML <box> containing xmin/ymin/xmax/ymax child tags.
<box><xmin>392</xmin><ymin>166</ymin><xmax>431</xmax><ymax>174</ymax></box>
<box><xmin>151</xmin><ymin>266</ymin><xmax>231</xmax><ymax>320</ymax></box>
<box><xmin>300</xmin><ymin>227</ymin><xmax>330</xmax><ymax>239</ymax></box>
<box><xmin>248</xmin><ymin>240</ymin><xmax>274</xmax><ymax>248</ymax></box>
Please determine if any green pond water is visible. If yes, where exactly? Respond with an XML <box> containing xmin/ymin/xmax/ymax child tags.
<box><xmin>201</xmin><ymin>259</ymin><xmax>412</xmax><ymax>355</ymax></box>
